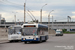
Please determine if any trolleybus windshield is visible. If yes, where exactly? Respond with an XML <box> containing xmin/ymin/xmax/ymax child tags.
<box><xmin>8</xmin><ymin>28</ymin><xmax>14</xmax><ymax>35</ymax></box>
<box><xmin>56</xmin><ymin>31</ymin><xmax>62</xmax><ymax>34</ymax></box>
<box><xmin>14</xmin><ymin>27</ymin><xmax>21</xmax><ymax>34</ymax></box>
<box><xmin>22</xmin><ymin>27</ymin><xmax>37</xmax><ymax>36</ymax></box>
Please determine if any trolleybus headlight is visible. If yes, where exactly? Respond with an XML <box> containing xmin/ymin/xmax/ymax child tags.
<box><xmin>23</xmin><ymin>38</ymin><xmax>25</xmax><ymax>40</ymax></box>
<box><xmin>34</xmin><ymin>38</ymin><xmax>36</xmax><ymax>40</ymax></box>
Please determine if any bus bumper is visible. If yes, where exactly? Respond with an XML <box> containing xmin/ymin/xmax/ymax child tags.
<box><xmin>55</xmin><ymin>34</ymin><xmax>63</xmax><ymax>36</ymax></box>
<box><xmin>21</xmin><ymin>38</ymin><xmax>40</xmax><ymax>41</ymax></box>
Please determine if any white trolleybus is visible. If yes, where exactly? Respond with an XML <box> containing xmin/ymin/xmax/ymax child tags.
<box><xmin>21</xmin><ymin>23</ymin><xmax>49</xmax><ymax>43</ymax></box>
<box><xmin>8</xmin><ymin>25</ymin><xmax>21</xmax><ymax>42</ymax></box>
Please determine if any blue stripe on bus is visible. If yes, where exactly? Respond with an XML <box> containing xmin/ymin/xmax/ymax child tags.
<box><xmin>38</xmin><ymin>24</ymin><xmax>48</xmax><ymax>28</ymax></box>
<box><xmin>21</xmin><ymin>35</ymin><xmax>49</xmax><ymax>42</ymax></box>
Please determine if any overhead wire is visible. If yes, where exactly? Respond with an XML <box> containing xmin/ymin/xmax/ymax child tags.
<box><xmin>0</xmin><ymin>0</ymin><xmax>24</xmax><ymax>14</ymax></box>
<box><xmin>0</xmin><ymin>0</ymin><xmax>23</xmax><ymax>5</ymax></box>
<box><xmin>0</xmin><ymin>8</ymin><xmax>11</xmax><ymax>13</ymax></box>
<box><xmin>0</xmin><ymin>0</ymin><xmax>24</xmax><ymax>10</ymax></box>
<box><xmin>2</xmin><ymin>0</ymin><xmax>75</xmax><ymax>22</ymax></box>
<box><xmin>0</xmin><ymin>0</ymin><xmax>34</xmax><ymax>13</ymax></box>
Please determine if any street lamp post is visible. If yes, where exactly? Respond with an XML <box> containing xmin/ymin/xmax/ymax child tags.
<box><xmin>12</xmin><ymin>12</ymin><xmax>17</xmax><ymax>25</ymax></box>
<box><xmin>24</xmin><ymin>3</ymin><xmax>26</xmax><ymax>24</ymax></box>
<box><xmin>24</xmin><ymin>0</ymin><xmax>27</xmax><ymax>24</ymax></box>
<box><xmin>52</xmin><ymin>16</ymin><xmax>53</xmax><ymax>29</ymax></box>
<box><xmin>40</xmin><ymin>4</ymin><xmax>47</xmax><ymax>24</ymax></box>
<box><xmin>0</xmin><ymin>14</ymin><xmax>1</xmax><ymax>24</ymax></box>
<box><xmin>48</xmin><ymin>10</ymin><xmax>54</xmax><ymax>34</ymax></box>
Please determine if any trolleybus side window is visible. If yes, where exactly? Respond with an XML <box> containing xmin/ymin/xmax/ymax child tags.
<box><xmin>39</xmin><ymin>27</ymin><xmax>48</xmax><ymax>35</ymax></box>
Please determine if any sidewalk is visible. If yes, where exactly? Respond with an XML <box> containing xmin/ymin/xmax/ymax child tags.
<box><xmin>0</xmin><ymin>38</ymin><xmax>8</xmax><ymax>43</ymax></box>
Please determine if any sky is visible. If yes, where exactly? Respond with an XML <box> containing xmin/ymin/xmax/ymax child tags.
<box><xmin>0</xmin><ymin>0</ymin><xmax>75</xmax><ymax>22</ymax></box>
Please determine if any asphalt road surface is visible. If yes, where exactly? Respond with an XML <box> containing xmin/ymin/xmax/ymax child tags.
<box><xmin>0</xmin><ymin>34</ymin><xmax>75</xmax><ymax>50</ymax></box>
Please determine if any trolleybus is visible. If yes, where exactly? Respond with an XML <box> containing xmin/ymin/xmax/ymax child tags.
<box><xmin>8</xmin><ymin>25</ymin><xmax>21</xmax><ymax>42</ymax></box>
<box><xmin>21</xmin><ymin>23</ymin><xmax>49</xmax><ymax>43</ymax></box>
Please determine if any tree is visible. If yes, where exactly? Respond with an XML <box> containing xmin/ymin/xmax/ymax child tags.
<box><xmin>62</xmin><ymin>29</ymin><xmax>66</xmax><ymax>33</ymax></box>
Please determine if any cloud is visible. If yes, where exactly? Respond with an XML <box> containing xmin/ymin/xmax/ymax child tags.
<box><xmin>72</xmin><ymin>12</ymin><xmax>75</xmax><ymax>14</ymax></box>
<box><xmin>71</xmin><ymin>0</ymin><xmax>75</xmax><ymax>2</ymax></box>
<box><xmin>0</xmin><ymin>0</ymin><xmax>75</xmax><ymax>22</ymax></box>
<box><xmin>72</xmin><ymin>16</ymin><xmax>75</xmax><ymax>18</ymax></box>
<box><xmin>0</xmin><ymin>12</ymin><xmax>14</xmax><ymax>22</ymax></box>
<box><xmin>71</xmin><ymin>16</ymin><xmax>75</xmax><ymax>21</ymax></box>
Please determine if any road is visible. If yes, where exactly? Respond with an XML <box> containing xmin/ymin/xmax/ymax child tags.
<box><xmin>0</xmin><ymin>34</ymin><xmax>75</xmax><ymax>50</ymax></box>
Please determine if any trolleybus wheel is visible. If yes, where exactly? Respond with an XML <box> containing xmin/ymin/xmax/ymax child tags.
<box><xmin>61</xmin><ymin>34</ymin><xmax>63</xmax><ymax>36</ymax></box>
<box><xmin>9</xmin><ymin>40</ymin><xmax>13</xmax><ymax>43</ymax></box>
<box><xmin>45</xmin><ymin>36</ymin><xmax>47</xmax><ymax>42</ymax></box>
<box><xmin>24</xmin><ymin>41</ymin><xmax>27</xmax><ymax>44</ymax></box>
<box><xmin>43</xmin><ymin>36</ymin><xmax>47</xmax><ymax>42</ymax></box>
<box><xmin>39</xmin><ymin>37</ymin><xmax>42</xmax><ymax>43</ymax></box>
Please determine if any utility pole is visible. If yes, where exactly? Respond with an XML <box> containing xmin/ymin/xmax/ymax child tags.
<box><xmin>48</xmin><ymin>14</ymin><xmax>50</xmax><ymax>34</ymax></box>
<box><xmin>67</xmin><ymin>16</ymin><xmax>69</xmax><ymax>23</ymax></box>
<box><xmin>40</xmin><ymin>9</ymin><xmax>42</xmax><ymax>24</ymax></box>
<box><xmin>40</xmin><ymin>4</ymin><xmax>47</xmax><ymax>24</ymax></box>
<box><xmin>0</xmin><ymin>14</ymin><xmax>1</xmax><ymax>24</ymax></box>
<box><xmin>14</xmin><ymin>15</ymin><xmax>16</xmax><ymax>25</ymax></box>
<box><xmin>24</xmin><ymin>3</ymin><xmax>26</xmax><ymax>24</ymax></box>
<box><xmin>48</xmin><ymin>10</ymin><xmax>54</xmax><ymax>34</ymax></box>
<box><xmin>52</xmin><ymin>16</ymin><xmax>53</xmax><ymax>29</ymax></box>
<box><xmin>12</xmin><ymin>12</ymin><xmax>17</xmax><ymax>25</ymax></box>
